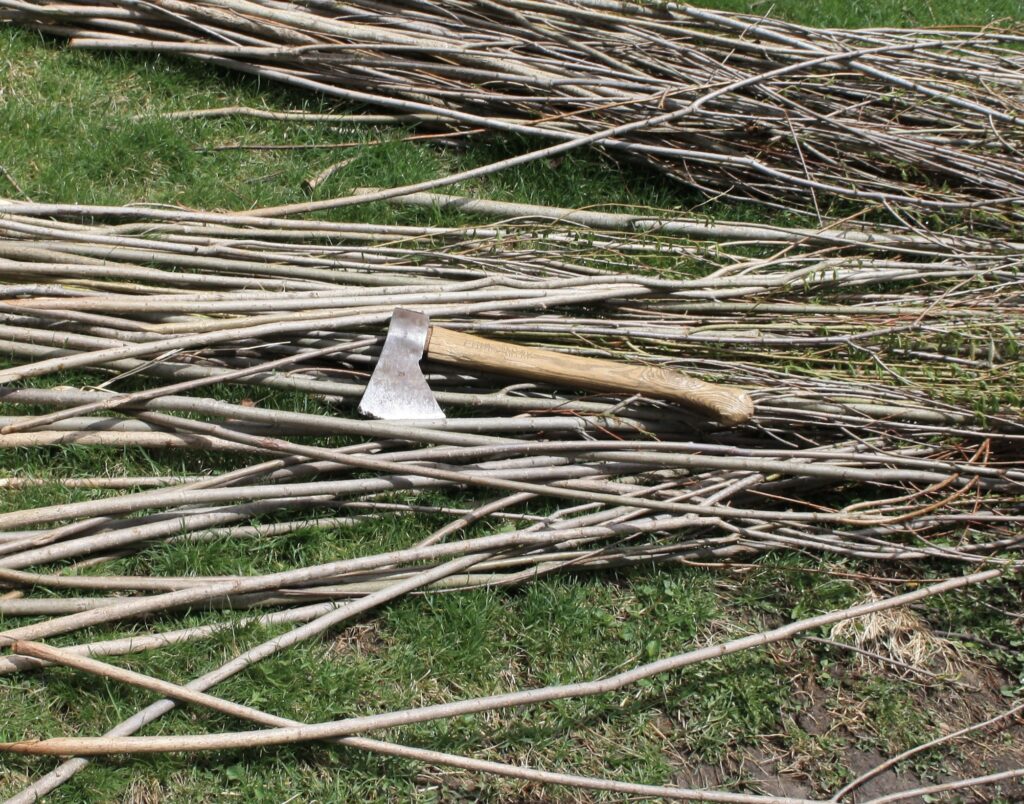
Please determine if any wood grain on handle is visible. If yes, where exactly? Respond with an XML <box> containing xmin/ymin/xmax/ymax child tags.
<box><xmin>426</xmin><ymin>327</ymin><xmax>754</xmax><ymax>426</ymax></box>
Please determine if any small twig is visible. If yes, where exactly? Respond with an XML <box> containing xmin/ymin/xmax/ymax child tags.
<box><xmin>800</xmin><ymin>635</ymin><xmax>947</xmax><ymax>682</ymax></box>
<box><xmin>301</xmin><ymin>158</ymin><xmax>354</xmax><ymax>194</ymax></box>
<box><xmin>0</xmin><ymin>164</ymin><xmax>30</xmax><ymax>201</ymax></box>
<box><xmin>832</xmin><ymin>700</ymin><xmax>1024</xmax><ymax>800</ymax></box>
<box><xmin>935</xmin><ymin>630</ymin><xmax>1012</xmax><ymax>650</ymax></box>
<box><xmin>860</xmin><ymin>768</ymin><xmax>1024</xmax><ymax>804</ymax></box>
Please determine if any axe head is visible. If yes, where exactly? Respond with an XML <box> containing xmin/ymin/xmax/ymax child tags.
<box><xmin>359</xmin><ymin>308</ymin><xmax>445</xmax><ymax>420</ymax></box>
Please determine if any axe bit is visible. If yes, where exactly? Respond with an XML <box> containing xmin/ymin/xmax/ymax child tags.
<box><xmin>359</xmin><ymin>309</ymin><xmax>754</xmax><ymax>426</ymax></box>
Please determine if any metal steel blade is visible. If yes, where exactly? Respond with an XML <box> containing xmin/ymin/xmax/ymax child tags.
<box><xmin>358</xmin><ymin>308</ymin><xmax>445</xmax><ymax>420</ymax></box>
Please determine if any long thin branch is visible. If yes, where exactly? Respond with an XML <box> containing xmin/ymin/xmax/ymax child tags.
<box><xmin>0</xmin><ymin>569</ymin><xmax>1000</xmax><ymax>756</ymax></box>
<box><xmin>11</xmin><ymin>640</ymin><xmax>813</xmax><ymax>804</ymax></box>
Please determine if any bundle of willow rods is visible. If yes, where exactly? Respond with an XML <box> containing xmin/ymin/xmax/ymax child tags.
<box><xmin>0</xmin><ymin>197</ymin><xmax>1022</xmax><ymax>799</ymax></box>
<box><xmin>3</xmin><ymin>0</ymin><xmax>1024</xmax><ymax>229</ymax></box>
<box><xmin>0</xmin><ymin>196</ymin><xmax>1021</xmax><ymax>589</ymax></box>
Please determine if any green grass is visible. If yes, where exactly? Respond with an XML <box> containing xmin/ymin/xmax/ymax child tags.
<box><xmin>1</xmin><ymin>2</ymin><xmax>1023</xmax><ymax>801</ymax></box>
<box><xmin>708</xmin><ymin>0</ymin><xmax>1022</xmax><ymax>27</ymax></box>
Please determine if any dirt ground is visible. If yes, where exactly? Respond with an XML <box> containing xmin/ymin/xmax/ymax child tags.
<box><xmin>670</xmin><ymin>662</ymin><xmax>1024</xmax><ymax>802</ymax></box>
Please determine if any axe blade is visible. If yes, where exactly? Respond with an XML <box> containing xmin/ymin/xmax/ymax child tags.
<box><xmin>359</xmin><ymin>308</ymin><xmax>445</xmax><ymax>420</ymax></box>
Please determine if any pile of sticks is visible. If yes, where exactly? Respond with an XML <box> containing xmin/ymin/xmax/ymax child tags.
<box><xmin>1</xmin><ymin>2</ymin><xmax>1023</xmax><ymax>799</ymax></box>
<box><xmin>0</xmin><ymin>194</ymin><xmax>1020</xmax><ymax>609</ymax></box>
<box><xmin>3</xmin><ymin>0</ymin><xmax>1024</xmax><ymax>227</ymax></box>
<box><xmin>0</xmin><ymin>196</ymin><xmax>1021</xmax><ymax>800</ymax></box>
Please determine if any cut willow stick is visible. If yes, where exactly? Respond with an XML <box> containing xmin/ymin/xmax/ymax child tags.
<box><xmin>0</xmin><ymin>538</ymin><xmax>754</xmax><ymax>676</ymax></box>
<box><xmin>415</xmin><ymin>491</ymin><xmax>534</xmax><ymax>549</ymax></box>
<box><xmin>0</xmin><ymin>414</ymin><xmax>359</xmax><ymax>439</ymax></box>
<box><xmin>0</xmin><ymin>476</ymin><xmax>203</xmax><ymax>490</ymax></box>
<box><xmin>0</xmin><ymin>569</ymin><xmax>1000</xmax><ymax>756</ymax></box>
<box><xmin>0</xmin><ymin>335</ymin><xmax>377</xmax><ymax>435</ymax></box>
<box><xmin>132</xmin><ymin>106</ymin><xmax>449</xmax><ymax>125</ymax></box>
<box><xmin>8</xmin><ymin>639</ymin><xmax>815</xmax><ymax>804</ymax></box>
<box><xmin>0</xmin><ymin>387</ymin><xmax>1007</xmax><ymax>569</ymax></box>
<box><xmin>0</xmin><ymin>430</ymin><xmax>263</xmax><ymax>452</ymax></box>
<box><xmin>371</xmin><ymin>190</ymin><xmax>1024</xmax><ymax>253</ymax></box>
<box><xmin>0</xmin><ymin>465</ymin><xmax>613</xmax><ymax>572</ymax></box>
<box><xmin>0</xmin><ymin>494</ymin><xmax>344</xmax><ymax>570</ymax></box>
<box><xmin>0</xmin><ymin>601</ymin><xmax>340</xmax><ymax>676</ymax></box>
<box><xmin>205</xmin><ymin>128</ymin><xmax>476</xmax><ymax>153</ymax></box>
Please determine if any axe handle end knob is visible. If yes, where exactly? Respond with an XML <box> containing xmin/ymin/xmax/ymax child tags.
<box><xmin>426</xmin><ymin>326</ymin><xmax>754</xmax><ymax>426</ymax></box>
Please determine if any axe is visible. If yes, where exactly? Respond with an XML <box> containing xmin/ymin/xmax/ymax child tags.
<box><xmin>359</xmin><ymin>309</ymin><xmax>754</xmax><ymax>425</ymax></box>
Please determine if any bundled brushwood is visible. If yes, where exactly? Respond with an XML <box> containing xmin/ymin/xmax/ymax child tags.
<box><xmin>2</xmin><ymin>1</ymin><xmax>1024</xmax><ymax>229</ymax></box>
<box><xmin>0</xmin><ymin>199</ymin><xmax>1022</xmax><ymax>801</ymax></box>
<box><xmin>0</xmin><ymin>198</ymin><xmax>1020</xmax><ymax>596</ymax></box>
<box><xmin>1</xmin><ymin>195</ymin><xmax>1021</xmax><ymax>400</ymax></box>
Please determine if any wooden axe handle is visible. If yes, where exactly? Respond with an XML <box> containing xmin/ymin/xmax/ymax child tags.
<box><xmin>426</xmin><ymin>326</ymin><xmax>754</xmax><ymax>426</ymax></box>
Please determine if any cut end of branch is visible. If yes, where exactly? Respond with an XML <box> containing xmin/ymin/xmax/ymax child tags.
<box><xmin>0</xmin><ymin>739</ymin><xmax>60</xmax><ymax>755</ymax></box>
